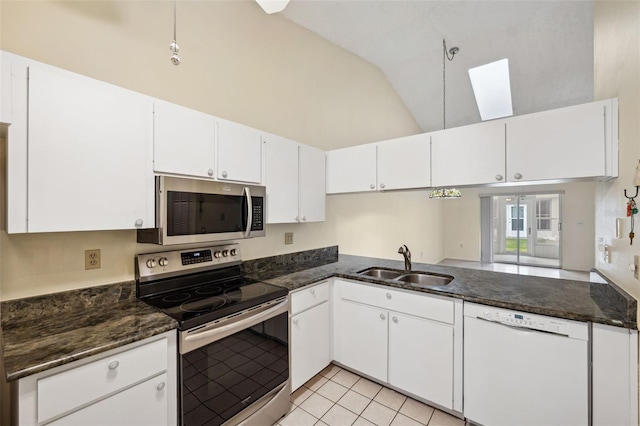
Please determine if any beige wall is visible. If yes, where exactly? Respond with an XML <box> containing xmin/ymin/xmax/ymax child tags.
<box><xmin>593</xmin><ymin>1</ymin><xmax>640</xmax><ymax>302</ymax></box>
<box><xmin>0</xmin><ymin>0</ymin><xmax>420</xmax><ymax>300</ymax></box>
<box><xmin>443</xmin><ymin>181</ymin><xmax>596</xmax><ymax>271</ymax></box>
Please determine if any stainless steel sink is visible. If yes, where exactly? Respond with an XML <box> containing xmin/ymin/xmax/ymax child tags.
<box><xmin>396</xmin><ymin>272</ymin><xmax>453</xmax><ymax>287</ymax></box>
<box><xmin>358</xmin><ymin>268</ymin><xmax>404</xmax><ymax>279</ymax></box>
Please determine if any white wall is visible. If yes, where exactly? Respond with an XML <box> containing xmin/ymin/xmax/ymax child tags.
<box><xmin>0</xmin><ymin>0</ymin><xmax>420</xmax><ymax>300</ymax></box>
<box><xmin>443</xmin><ymin>181</ymin><xmax>596</xmax><ymax>271</ymax></box>
<box><xmin>593</xmin><ymin>1</ymin><xmax>640</xmax><ymax>301</ymax></box>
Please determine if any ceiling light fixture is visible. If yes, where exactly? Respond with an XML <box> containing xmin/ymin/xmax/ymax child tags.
<box><xmin>255</xmin><ymin>0</ymin><xmax>290</xmax><ymax>14</ymax></box>
<box><xmin>169</xmin><ymin>0</ymin><xmax>180</xmax><ymax>66</ymax></box>
<box><xmin>468</xmin><ymin>59</ymin><xmax>513</xmax><ymax>120</ymax></box>
<box><xmin>429</xmin><ymin>39</ymin><xmax>462</xmax><ymax>200</ymax></box>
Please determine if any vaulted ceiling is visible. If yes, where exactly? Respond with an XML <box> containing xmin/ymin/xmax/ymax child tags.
<box><xmin>282</xmin><ymin>0</ymin><xmax>594</xmax><ymax>133</ymax></box>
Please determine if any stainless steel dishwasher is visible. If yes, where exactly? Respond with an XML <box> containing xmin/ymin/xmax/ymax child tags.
<box><xmin>463</xmin><ymin>302</ymin><xmax>590</xmax><ymax>426</ymax></box>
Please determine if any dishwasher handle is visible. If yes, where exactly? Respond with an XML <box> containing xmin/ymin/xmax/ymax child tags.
<box><xmin>474</xmin><ymin>316</ymin><xmax>570</xmax><ymax>338</ymax></box>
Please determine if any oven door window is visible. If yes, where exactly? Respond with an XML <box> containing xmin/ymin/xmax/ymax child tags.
<box><xmin>181</xmin><ymin>312</ymin><xmax>289</xmax><ymax>426</ymax></box>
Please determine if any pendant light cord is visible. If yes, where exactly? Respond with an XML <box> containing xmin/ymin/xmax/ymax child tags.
<box><xmin>442</xmin><ymin>39</ymin><xmax>458</xmax><ymax>129</ymax></box>
<box><xmin>173</xmin><ymin>0</ymin><xmax>177</xmax><ymax>45</ymax></box>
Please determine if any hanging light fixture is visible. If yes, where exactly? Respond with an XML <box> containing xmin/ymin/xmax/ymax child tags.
<box><xmin>429</xmin><ymin>39</ymin><xmax>462</xmax><ymax>200</ymax></box>
<box><xmin>169</xmin><ymin>0</ymin><xmax>180</xmax><ymax>65</ymax></box>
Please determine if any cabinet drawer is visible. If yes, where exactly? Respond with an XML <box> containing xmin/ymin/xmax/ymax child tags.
<box><xmin>291</xmin><ymin>281</ymin><xmax>330</xmax><ymax>315</ymax></box>
<box><xmin>337</xmin><ymin>280</ymin><xmax>454</xmax><ymax>324</ymax></box>
<box><xmin>38</xmin><ymin>337</ymin><xmax>167</xmax><ymax>423</ymax></box>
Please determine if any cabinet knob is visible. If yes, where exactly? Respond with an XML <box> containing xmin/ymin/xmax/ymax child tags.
<box><xmin>495</xmin><ymin>174</ymin><xmax>503</xmax><ymax>181</ymax></box>
<box><xmin>207</xmin><ymin>169</ymin><xmax>214</xmax><ymax>176</ymax></box>
<box><xmin>292</xmin><ymin>318</ymin><xmax>299</xmax><ymax>325</ymax></box>
<box><xmin>310</xmin><ymin>288</ymin><xmax>315</xmax><ymax>295</ymax></box>
<box><xmin>108</xmin><ymin>361</ymin><xmax>119</xmax><ymax>370</ymax></box>
<box><xmin>156</xmin><ymin>382</ymin><xmax>166</xmax><ymax>391</ymax></box>
<box><xmin>386</xmin><ymin>293</ymin><xmax>392</xmax><ymax>299</ymax></box>
<box><xmin>380</xmin><ymin>313</ymin><xmax>386</xmax><ymax>320</ymax></box>
<box><xmin>392</xmin><ymin>317</ymin><xmax>398</xmax><ymax>323</ymax></box>
<box><xmin>380</xmin><ymin>183</ymin><xmax>385</xmax><ymax>189</ymax></box>
<box><xmin>302</xmin><ymin>216</ymin><xmax>306</xmax><ymax>222</ymax></box>
<box><xmin>295</xmin><ymin>216</ymin><xmax>299</xmax><ymax>222</ymax></box>
<box><xmin>370</xmin><ymin>184</ymin><xmax>375</xmax><ymax>190</ymax></box>
<box><xmin>222</xmin><ymin>170</ymin><xmax>228</xmax><ymax>178</ymax></box>
<box><xmin>514</xmin><ymin>173</ymin><xmax>522</xmax><ymax>180</ymax></box>
<box><xmin>134</xmin><ymin>219</ymin><xmax>143</xmax><ymax>227</ymax></box>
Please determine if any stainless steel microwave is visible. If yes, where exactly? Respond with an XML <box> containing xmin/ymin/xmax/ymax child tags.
<box><xmin>137</xmin><ymin>176</ymin><xmax>265</xmax><ymax>245</ymax></box>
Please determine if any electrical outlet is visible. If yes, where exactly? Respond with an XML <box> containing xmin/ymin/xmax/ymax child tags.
<box><xmin>85</xmin><ymin>249</ymin><xmax>101</xmax><ymax>270</ymax></box>
<box><xmin>284</xmin><ymin>232</ymin><xmax>293</xmax><ymax>245</ymax></box>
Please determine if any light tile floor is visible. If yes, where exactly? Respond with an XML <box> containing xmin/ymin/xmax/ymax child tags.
<box><xmin>276</xmin><ymin>364</ymin><xmax>466</xmax><ymax>426</ymax></box>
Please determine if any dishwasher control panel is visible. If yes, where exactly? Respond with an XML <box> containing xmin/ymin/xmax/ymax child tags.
<box><xmin>464</xmin><ymin>302</ymin><xmax>589</xmax><ymax>340</ymax></box>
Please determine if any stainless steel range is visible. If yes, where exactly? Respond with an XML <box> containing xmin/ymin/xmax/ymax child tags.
<box><xmin>136</xmin><ymin>243</ymin><xmax>290</xmax><ymax>426</ymax></box>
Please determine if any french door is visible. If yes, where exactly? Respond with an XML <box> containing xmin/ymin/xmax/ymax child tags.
<box><xmin>482</xmin><ymin>194</ymin><xmax>562</xmax><ymax>268</ymax></box>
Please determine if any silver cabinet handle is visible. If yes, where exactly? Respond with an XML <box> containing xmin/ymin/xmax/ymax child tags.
<box><xmin>302</xmin><ymin>216</ymin><xmax>306</xmax><ymax>222</ymax></box>
<box><xmin>380</xmin><ymin>313</ymin><xmax>386</xmax><ymax>320</ymax></box>
<box><xmin>292</xmin><ymin>318</ymin><xmax>299</xmax><ymax>325</ymax></box>
<box><xmin>392</xmin><ymin>317</ymin><xmax>398</xmax><ymax>323</ymax></box>
<box><xmin>370</xmin><ymin>184</ymin><xmax>375</xmax><ymax>189</ymax></box>
<box><xmin>222</xmin><ymin>170</ymin><xmax>228</xmax><ymax>178</ymax></box>
<box><xmin>380</xmin><ymin>183</ymin><xmax>386</xmax><ymax>189</ymax></box>
<box><xmin>386</xmin><ymin>293</ymin><xmax>392</xmax><ymax>299</ymax></box>
<box><xmin>495</xmin><ymin>174</ymin><xmax>503</xmax><ymax>181</ymax></box>
<box><xmin>207</xmin><ymin>169</ymin><xmax>214</xmax><ymax>176</ymax></box>
<box><xmin>156</xmin><ymin>382</ymin><xmax>166</xmax><ymax>391</ymax></box>
<box><xmin>295</xmin><ymin>216</ymin><xmax>299</xmax><ymax>222</ymax></box>
<box><xmin>310</xmin><ymin>288</ymin><xmax>315</xmax><ymax>295</ymax></box>
<box><xmin>108</xmin><ymin>361</ymin><xmax>119</xmax><ymax>370</ymax></box>
<box><xmin>514</xmin><ymin>173</ymin><xmax>522</xmax><ymax>180</ymax></box>
<box><xmin>134</xmin><ymin>219</ymin><xmax>143</xmax><ymax>227</ymax></box>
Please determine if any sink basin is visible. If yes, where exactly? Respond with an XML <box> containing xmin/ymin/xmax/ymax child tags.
<box><xmin>358</xmin><ymin>268</ymin><xmax>403</xmax><ymax>279</ymax></box>
<box><xmin>396</xmin><ymin>273</ymin><xmax>454</xmax><ymax>287</ymax></box>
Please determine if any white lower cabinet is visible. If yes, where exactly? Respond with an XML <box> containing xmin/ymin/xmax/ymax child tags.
<box><xmin>290</xmin><ymin>281</ymin><xmax>332</xmax><ymax>391</ymax></box>
<box><xmin>16</xmin><ymin>331</ymin><xmax>177</xmax><ymax>426</ymax></box>
<box><xmin>332</xmin><ymin>279</ymin><xmax>462</xmax><ymax>412</ymax></box>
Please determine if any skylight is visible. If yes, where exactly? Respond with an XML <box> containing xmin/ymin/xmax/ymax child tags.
<box><xmin>468</xmin><ymin>59</ymin><xmax>513</xmax><ymax>121</ymax></box>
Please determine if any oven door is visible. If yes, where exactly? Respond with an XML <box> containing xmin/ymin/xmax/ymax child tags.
<box><xmin>138</xmin><ymin>176</ymin><xmax>266</xmax><ymax>245</ymax></box>
<box><xmin>180</xmin><ymin>297</ymin><xmax>289</xmax><ymax>426</ymax></box>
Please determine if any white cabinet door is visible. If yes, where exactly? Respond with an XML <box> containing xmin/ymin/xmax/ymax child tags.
<box><xmin>27</xmin><ymin>65</ymin><xmax>153</xmax><ymax>232</ymax></box>
<box><xmin>326</xmin><ymin>144</ymin><xmax>377</xmax><ymax>194</ymax></box>
<box><xmin>377</xmin><ymin>134</ymin><xmax>430</xmax><ymax>190</ymax></box>
<box><xmin>217</xmin><ymin>119</ymin><xmax>262</xmax><ymax>184</ymax></box>
<box><xmin>431</xmin><ymin>121</ymin><xmax>506</xmax><ymax>187</ymax></box>
<box><xmin>264</xmin><ymin>134</ymin><xmax>299</xmax><ymax>224</ymax></box>
<box><xmin>153</xmin><ymin>100</ymin><xmax>215</xmax><ymax>178</ymax></box>
<box><xmin>333</xmin><ymin>298</ymin><xmax>387</xmax><ymax>382</ymax></box>
<box><xmin>388</xmin><ymin>312</ymin><xmax>454</xmax><ymax>409</ymax></box>
<box><xmin>299</xmin><ymin>144</ymin><xmax>326</xmax><ymax>222</ymax></box>
<box><xmin>507</xmin><ymin>100</ymin><xmax>609</xmax><ymax>182</ymax></box>
<box><xmin>49</xmin><ymin>373</ymin><xmax>169</xmax><ymax>426</ymax></box>
<box><xmin>291</xmin><ymin>301</ymin><xmax>331</xmax><ymax>391</ymax></box>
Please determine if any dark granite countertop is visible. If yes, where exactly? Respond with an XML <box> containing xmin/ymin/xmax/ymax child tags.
<box><xmin>247</xmin><ymin>253</ymin><xmax>637</xmax><ymax>330</ymax></box>
<box><xmin>0</xmin><ymin>281</ymin><xmax>177</xmax><ymax>382</ymax></box>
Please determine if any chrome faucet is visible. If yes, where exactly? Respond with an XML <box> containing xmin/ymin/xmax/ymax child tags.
<box><xmin>398</xmin><ymin>245</ymin><xmax>411</xmax><ymax>271</ymax></box>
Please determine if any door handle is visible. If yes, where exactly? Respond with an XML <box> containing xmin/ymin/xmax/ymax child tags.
<box><xmin>243</xmin><ymin>186</ymin><xmax>253</xmax><ymax>238</ymax></box>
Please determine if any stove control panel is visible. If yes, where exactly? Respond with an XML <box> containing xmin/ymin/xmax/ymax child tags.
<box><xmin>136</xmin><ymin>243</ymin><xmax>241</xmax><ymax>281</ymax></box>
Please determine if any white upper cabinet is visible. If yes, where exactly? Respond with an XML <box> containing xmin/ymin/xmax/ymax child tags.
<box><xmin>506</xmin><ymin>99</ymin><xmax>617</xmax><ymax>182</ymax></box>
<box><xmin>216</xmin><ymin>119</ymin><xmax>262</xmax><ymax>184</ymax></box>
<box><xmin>299</xmin><ymin>144</ymin><xmax>326</xmax><ymax>222</ymax></box>
<box><xmin>264</xmin><ymin>134</ymin><xmax>325</xmax><ymax>224</ymax></box>
<box><xmin>153</xmin><ymin>100</ymin><xmax>215</xmax><ymax>178</ymax></box>
<box><xmin>377</xmin><ymin>134</ymin><xmax>431</xmax><ymax>190</ymax></box>
<box><xmin>431</xmin><ymin>120</ymin><xmax>506</xmax><ymax>187</ymax></box>
<box><xmin>326</xmin><ymin>143</ymin><xmax>377</xmax><ymax>194</ymax></box>
<box><xmin>25</xmin><ymin>64</ymin><xmax>154</xmax><ymax>233</ymax></box>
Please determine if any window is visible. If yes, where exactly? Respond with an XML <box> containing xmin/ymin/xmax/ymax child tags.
<box><xmin>536</xmin><ymin>199</ymin><xmax>552</xmax><ymax>230</ymax></box>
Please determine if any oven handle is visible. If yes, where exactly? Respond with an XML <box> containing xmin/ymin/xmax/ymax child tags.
<box><xmin>184</xmin><ymin>299</ymin><xmax>287</xmax><ymax>344</ymax></box>
<box><xmin>244</xmin><ymin>186</ymin><xmax>253</xmax><ymax>238</ymax></box>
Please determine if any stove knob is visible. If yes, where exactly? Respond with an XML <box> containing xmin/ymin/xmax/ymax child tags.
<box><xmin>222</xmin><ymin>250</ymin><xmax>229</xmax><ymax>257</ymax></box>
<box><xmin>214</xmin><ymin>251</ymin><xmax>222</xmax><ymax>258</ymax></box>
<box><xmin>230</xmin><ymin>248</ymin><xmax>237</xmax><ymax>256</ymax></box>
<box><xmin>158</xmin><ymin>257</ymin><xmax>169</xmax><ymax>267</ymax></box>
<box><xmin>146</xmin><ymin>259</ymin><xmax>157</xmax><ymax>268</ymax></box>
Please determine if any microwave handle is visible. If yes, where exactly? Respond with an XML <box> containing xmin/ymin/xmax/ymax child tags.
<box><xmin>244</xmin><ymin>186</ymin><xmax>253</xmax><ymax>238</ymax></box>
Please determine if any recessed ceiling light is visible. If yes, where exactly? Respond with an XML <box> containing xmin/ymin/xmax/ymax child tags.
<box><xmin>468</xmin><ymin>59</ymin><xmax>513</xmax><ymax>121</ymax></box>
<box><xmin>255</xmin><ymin>0</ymin><xmax>290</xmax><ymax>14</ymax></box>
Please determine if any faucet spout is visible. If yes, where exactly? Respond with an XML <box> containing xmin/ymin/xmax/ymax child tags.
<box><xmin>397</xmin><ymin>245</ymin><xmax>412</xmax><ymax>271</ymax></box>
